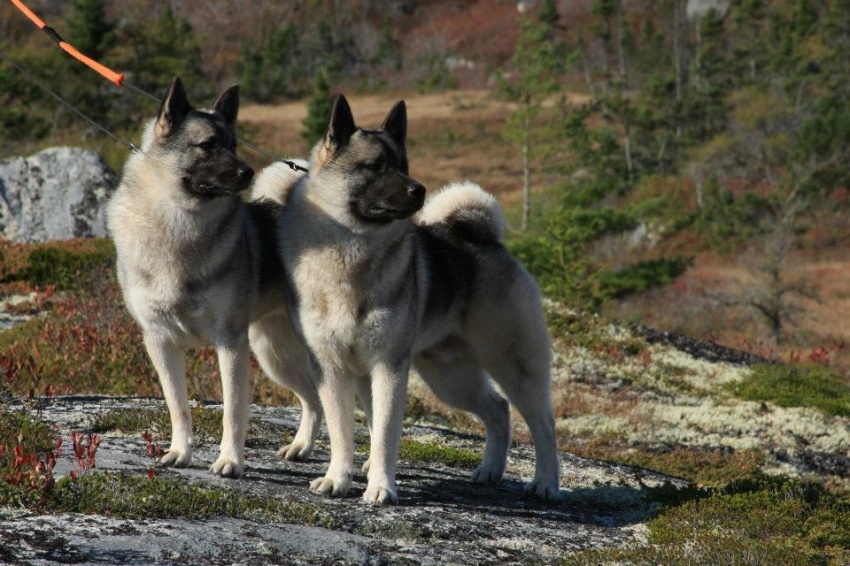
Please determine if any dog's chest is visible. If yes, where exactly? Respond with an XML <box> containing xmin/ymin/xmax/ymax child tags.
<box><xmin>119</xmin><ymin>257</ymin><xmax>221</xmax><ymax>345</ymax></box>
<box><xmin>293</xmin><ymin>248</ymin><xmax>388</xmax><ymax>370</ymax></box>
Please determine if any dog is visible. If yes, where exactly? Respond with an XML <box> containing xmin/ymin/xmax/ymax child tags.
<box><xmin>107</xmin><ymin>77</ymin><xmax>321</xmax><ymax>478</ymax></box>
<box><xmin>254</xmin><ymin>95</ymin><xmax>560</xmax><ymax>504</ymax></box>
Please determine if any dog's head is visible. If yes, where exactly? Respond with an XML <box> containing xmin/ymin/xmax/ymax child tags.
<box><xmin>146</xmin><ymin>77</ymin><xmax>254</xmax><ymax>199</ymax></box>
<box><xmin>309</xmin><ymin>95</ymin><xmax>426</xmax><ymax>227</ymax></box>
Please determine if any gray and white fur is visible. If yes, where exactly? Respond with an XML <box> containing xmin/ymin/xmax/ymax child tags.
<box><xmin>256</xmin><ymin>95</ymin><xmax>559</xmax><ymax>504</ymax></box>
<box><xmin>107</xmin><ymin>77</ymin><xmax>319</xmax><ymax>478</ymax></box>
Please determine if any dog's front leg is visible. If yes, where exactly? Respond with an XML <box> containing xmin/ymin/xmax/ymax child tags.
<box><xmin>144</xmin><ymin>334</ymin><xmax>193</xmax><ymax>467</ymax></box>
<box><xmin>311</xmin><ymin>368</ymin><xmax>355</xmax><ymax>497</ymax></box>
<box><xmin>362</xmin><ymin>361</ymin><xmax>409</xmax><ymax>505</ymax></box>
<box><xmin>211</xmin><ymin>341</ymin><xmax>251</xmax><ymax>478</ymax></box>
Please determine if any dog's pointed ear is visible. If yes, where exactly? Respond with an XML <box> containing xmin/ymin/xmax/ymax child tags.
<box><xmin>381</xmin><ymin>100</ymin><xmax>407</xmax><ymax>145</ymax></box>
<box><xmin>212</xmin><ymin>84</ymin><xmax>240</xmax><ymax>126</ymax></box>
<box><xmin>156</xmin><ymin>77</ymin><xmax>193</xmax><ymax>138</ymax></box>
<box><xmin>325</xmin><ymin>95</ymin><xmax>356</xmax><ymax>149</ymax></box>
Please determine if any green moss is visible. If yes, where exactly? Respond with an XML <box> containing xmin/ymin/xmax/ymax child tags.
<box><xmin>400</xmin><ymin>438</ymin><xmax>480</xmax><ymax>469</ymax></box>
<box><xmin>564</xmin><ymin>478</ymin><xmax>850</xmax><ymax>565</ymax></box>
<box><xmin>728</xmin><ymin>363</ymin><xmax>850</xmax><ymax>417</ymax></box>
<box><xmin>89</xmin><ymin>405</ymin><xmax>280</xmax><ymax>447</ymax></box>
<box><xmin>50</xmin><ymin>471</ymin><xmax>335</xmax><ymax>527</ymax></box>
<box><xmin>90</xmin><ymin>407</ymin><xmax>172</xmax><ymax>436</ymax></box>
<box><xmin>360</xmin><ymin>438</ymin><xmax>480</xmax><ymax>469</ymax></box>
<box><xmin>570</xmin><ymin>441</ymin><xmax>764</xmax><ymax>488</ymax></box>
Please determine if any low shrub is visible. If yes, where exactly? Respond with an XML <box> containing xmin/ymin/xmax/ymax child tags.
<box><xmin>728</xmin><ymin>363</ymin><xmax>850</xmax><ymax>417</ymax></box>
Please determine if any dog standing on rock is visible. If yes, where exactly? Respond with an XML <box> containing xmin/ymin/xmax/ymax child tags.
<box><xmin>108</xmin><ymin>77</ymin><xmax>320</xmax><ymax>477</ymax></box>
<box><xmin>254</xmin><ymin>95</ymin><xmax>560</xmax><ymax>504</ymax></box>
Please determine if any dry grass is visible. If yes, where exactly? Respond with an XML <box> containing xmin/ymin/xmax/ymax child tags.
<box><xmin>614</xmin><ymin>252</ymin><xmax>850</xmax><ymax>377</ymax></box>
<box><xmin>240</xmin><ymin>90</ymin><xmax>521</xmax><ymax>200</ymax></box>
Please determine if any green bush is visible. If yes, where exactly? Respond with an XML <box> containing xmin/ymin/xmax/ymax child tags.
<box><xmin>15</xmin><ymin>240</ymin><xmax>115</xmax><ymax>290</ymax></box>
<box><xmin>728</xmin><ymin>363</ymin><xmax>850</xmax><ymax>417</ymax></box>
<box><xmin>597</xmin><ymin>256</ymin><xmax>691</xmax><ymax>299</ymax></box>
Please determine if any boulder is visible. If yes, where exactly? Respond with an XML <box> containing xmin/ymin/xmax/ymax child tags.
<box><xmin>686</xmin><ymin>0</ymin><xmax>730</xmax><ymax>19</ymax></box>
<box><xmin>0</xmin><ymin>147</ymin><xmax>117</xmax><ymax>243</ymax></box>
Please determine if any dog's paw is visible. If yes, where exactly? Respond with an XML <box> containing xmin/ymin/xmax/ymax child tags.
<box><xmin>309</xmin><ymin>473</ymin><xmax>351</xmax><ymax>497</ymax></box>
<box><xmin>471</xmin><ymin>462</ymin><xmax>503</xmax><ymax>484</ymax></box>
<box><xmin>362</xmin><ymin>484</ymin><xmax>397</xmax><ymax>505</ymax></box>
<box><xmin>278</xmin><ymin>441</ymin><xmax>312</xmax><ymax>462</ymax></box>
<box><xmin>523</xmin><ymin>477</ymin><xmax>561</xmax><ymax>501</ymax></box>
<box><xmin>209</xmin><ymin>457</ymin><xmax>244</xmax><ymax>478</ymax></box>
<box><xmin>158</xmin><ymin>449</ymin><xmax>192</xmax><ymax>468</ymax></box>
<box><xmin>360</xmin><ymin>457</ymin><xmax>371</xmax><ymax>474</ymax></box>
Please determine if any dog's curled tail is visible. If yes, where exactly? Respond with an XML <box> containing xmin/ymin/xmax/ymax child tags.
<box><xmin>250</xmin><ymin>160</ymin><xmax>309</xmax><ymax>205</ymax></box>
<box><xmin>417</xmin><ymin>181</ymin><xmax>505</xmax><ymax>243</ymax></box>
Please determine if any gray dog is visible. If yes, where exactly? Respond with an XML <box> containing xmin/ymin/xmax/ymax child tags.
<box><xmin>108</xmin><ymin>77</ymin><xmax>319</xmax><ymax>477</ymax></box>
<box><xmin>253</xmin><ymin>95</ymin><xmax>560</xmax><ymax>504</ymax></box>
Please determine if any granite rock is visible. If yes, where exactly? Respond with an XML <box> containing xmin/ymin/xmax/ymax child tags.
<box><xmin>0</xmin><ymin>147</ymin><xmax>117</xmax><ymax>242</ymax></box>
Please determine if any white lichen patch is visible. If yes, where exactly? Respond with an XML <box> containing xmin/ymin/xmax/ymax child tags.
<box><xmin>558</xmin><ymin>414</ymin><xmax>632</xmax><ymax>439</ymax></box>
<box><xmin>0</xmin><ymin>292</ymin><xmax>38</xmax><ymax>331</ymax></box>
<box><xmin>641</xmin><ymin>346</ymin><xmax>748</xmax><ymax>390</ymax></box>
<box><xmin>642</xmin><ymin>399</ymin><xmax>850</xmax><ymax>457</ymax></box>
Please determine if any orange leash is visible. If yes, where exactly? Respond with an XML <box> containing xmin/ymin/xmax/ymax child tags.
<box><xmin>9</xmin><ymin>0</ymin><xmax>125</xmax><ymax>86</ymax></box>
<box><xmin>7</xmin><ymin>0</ymin><xmax>309</xmax><ymax>172</ymax></box>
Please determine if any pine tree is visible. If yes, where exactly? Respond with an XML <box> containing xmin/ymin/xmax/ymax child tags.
<box><xmin>67</xmin><ymin>0</ymin><xmax>114</xmax><ymax>59</ymax></box>
<box><xmin>301</xmin><ymin>70</ymin><xmax>334</xmax><ymax>147</ymax></box>
<box><xmin>121</xmin><ymin>7</ymin><xmax>204</xmax><ymax>97</ymax></box>
<box><xmin>539</xmin><ymin>0</ymin><xmax>560</xmax><ymax>30</ymax></box>
<box><xmin>500</xmin><ymin>10</ymin><xmax>560</xmax><ymax>231</ymax></box>
<box><xmin>732</xmin><ymin>0</ymin><xmax>768</xmax><ymax>82</ymax></box>
<box><xmin>691</xmin><ymin>8</ymin><xmax>729</xmax><ymax>142</ymax></box>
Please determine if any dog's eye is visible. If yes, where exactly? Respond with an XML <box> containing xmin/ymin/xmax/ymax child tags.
<box><xmin>198</xmin><ymin>139</ymin><xmax>216</xmax><ymax>151</ymax></box>
<box><xmin>364</xmin><ymin>160</ymin><xmax>384</xmax><ymax>171</ymax></box>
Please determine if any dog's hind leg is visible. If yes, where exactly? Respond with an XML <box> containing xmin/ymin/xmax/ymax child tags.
<box><xmin>250</xmin><ymin>316</ymin><xmax>322</xmax><ymax>461</ymax></box>
<box><xmin>484</xmin><ymin>355</ymin><xmax>560</xmax><ymax>500</ymax></box>
<box><xmin>413</xmin><ymin>353</ymin><xmax>511</xmax><ymax>485</ymax></box>
<box><xmin>143</xmin><ymin>334</ymin><xmax>194</xmax><ymax>468</ymax></box>
<box><xmin>211</xmin><ymin>339</ymin><xmax>252</xmax><ymax>478</ymax></box>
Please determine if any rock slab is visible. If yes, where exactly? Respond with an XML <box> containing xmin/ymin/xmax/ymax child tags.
<box><xmin>0</xmin><ymin>147</ymin><xmax>117</xmax><ymax>242</ymax></box>
<box><xmin>0</xmin><ymin>396</ymin><xmax>688</xmax><ymax>565</ymax></box>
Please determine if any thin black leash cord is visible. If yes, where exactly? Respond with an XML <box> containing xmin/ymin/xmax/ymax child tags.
<box><xmin>0</xmin><ymin>48</ymin><xmax>139</xmax><ymax>154</ymax></box>
<box><xmin>1</xmin><ymin>49</ymin><xmax>310</xmax><ymax>173</ymax></box>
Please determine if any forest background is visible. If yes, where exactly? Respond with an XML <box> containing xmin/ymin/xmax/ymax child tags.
<box><xmin>2</xmin><ymin>0</ymin><xmax>850</xmax><ymax>378</ymax></box>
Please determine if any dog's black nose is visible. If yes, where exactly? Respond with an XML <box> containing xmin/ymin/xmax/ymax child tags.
<box><xmin>408</xmin><ymin>183</ymin><xmax>425</xmax><ymax>200</ymax></box>
<box><xmin>238</xmin><ymin>166</ymin><xmax>254</xmax><ymax>181</ymax></box>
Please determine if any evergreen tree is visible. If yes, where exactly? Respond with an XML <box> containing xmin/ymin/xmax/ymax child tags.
<box><xmin>119</xmin><ymin>6</ymin><xmax>204</xmax><ymax>98</ymax></box>
<box><xmin>301</xmin><ymin>70</ymin><xmax>333</xmax><ymax>147</ymax></box>
<box><xmin>792</xmin><ymin>0</ymin><xmax>819</xmax><ymax>49</ymax></box>
<box><xmin>690</xmin><ymin>8</ymin><xmax>729</xmax><ymax>143</ymax></box>
<box><xmin>500</xmin><ymin>10</ymin><xmax>560</xmax><ymax>231</ymax></box>
<box><xmin>539</xmin><ymin>0</ymin><xmax>560</xmax><ymax>30</ymax></box>
<box><xmin>67</xmin><ymin>0</ymin><xmax>114</xmax><ymax>59</ymax></box>
<box><xmin>236</xmin><ymin>23</ymin><xmax>304</xmax><ymax>102</ymax></box>
<box><xmin>732</xmin><ymin>0</ymin><xmax>768</xmax><ymax>82</ymax></box>
<box><xmin>373</xmin><ymin>19</ymin><xmax>402</xmax><ymax>72</ymax></box>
